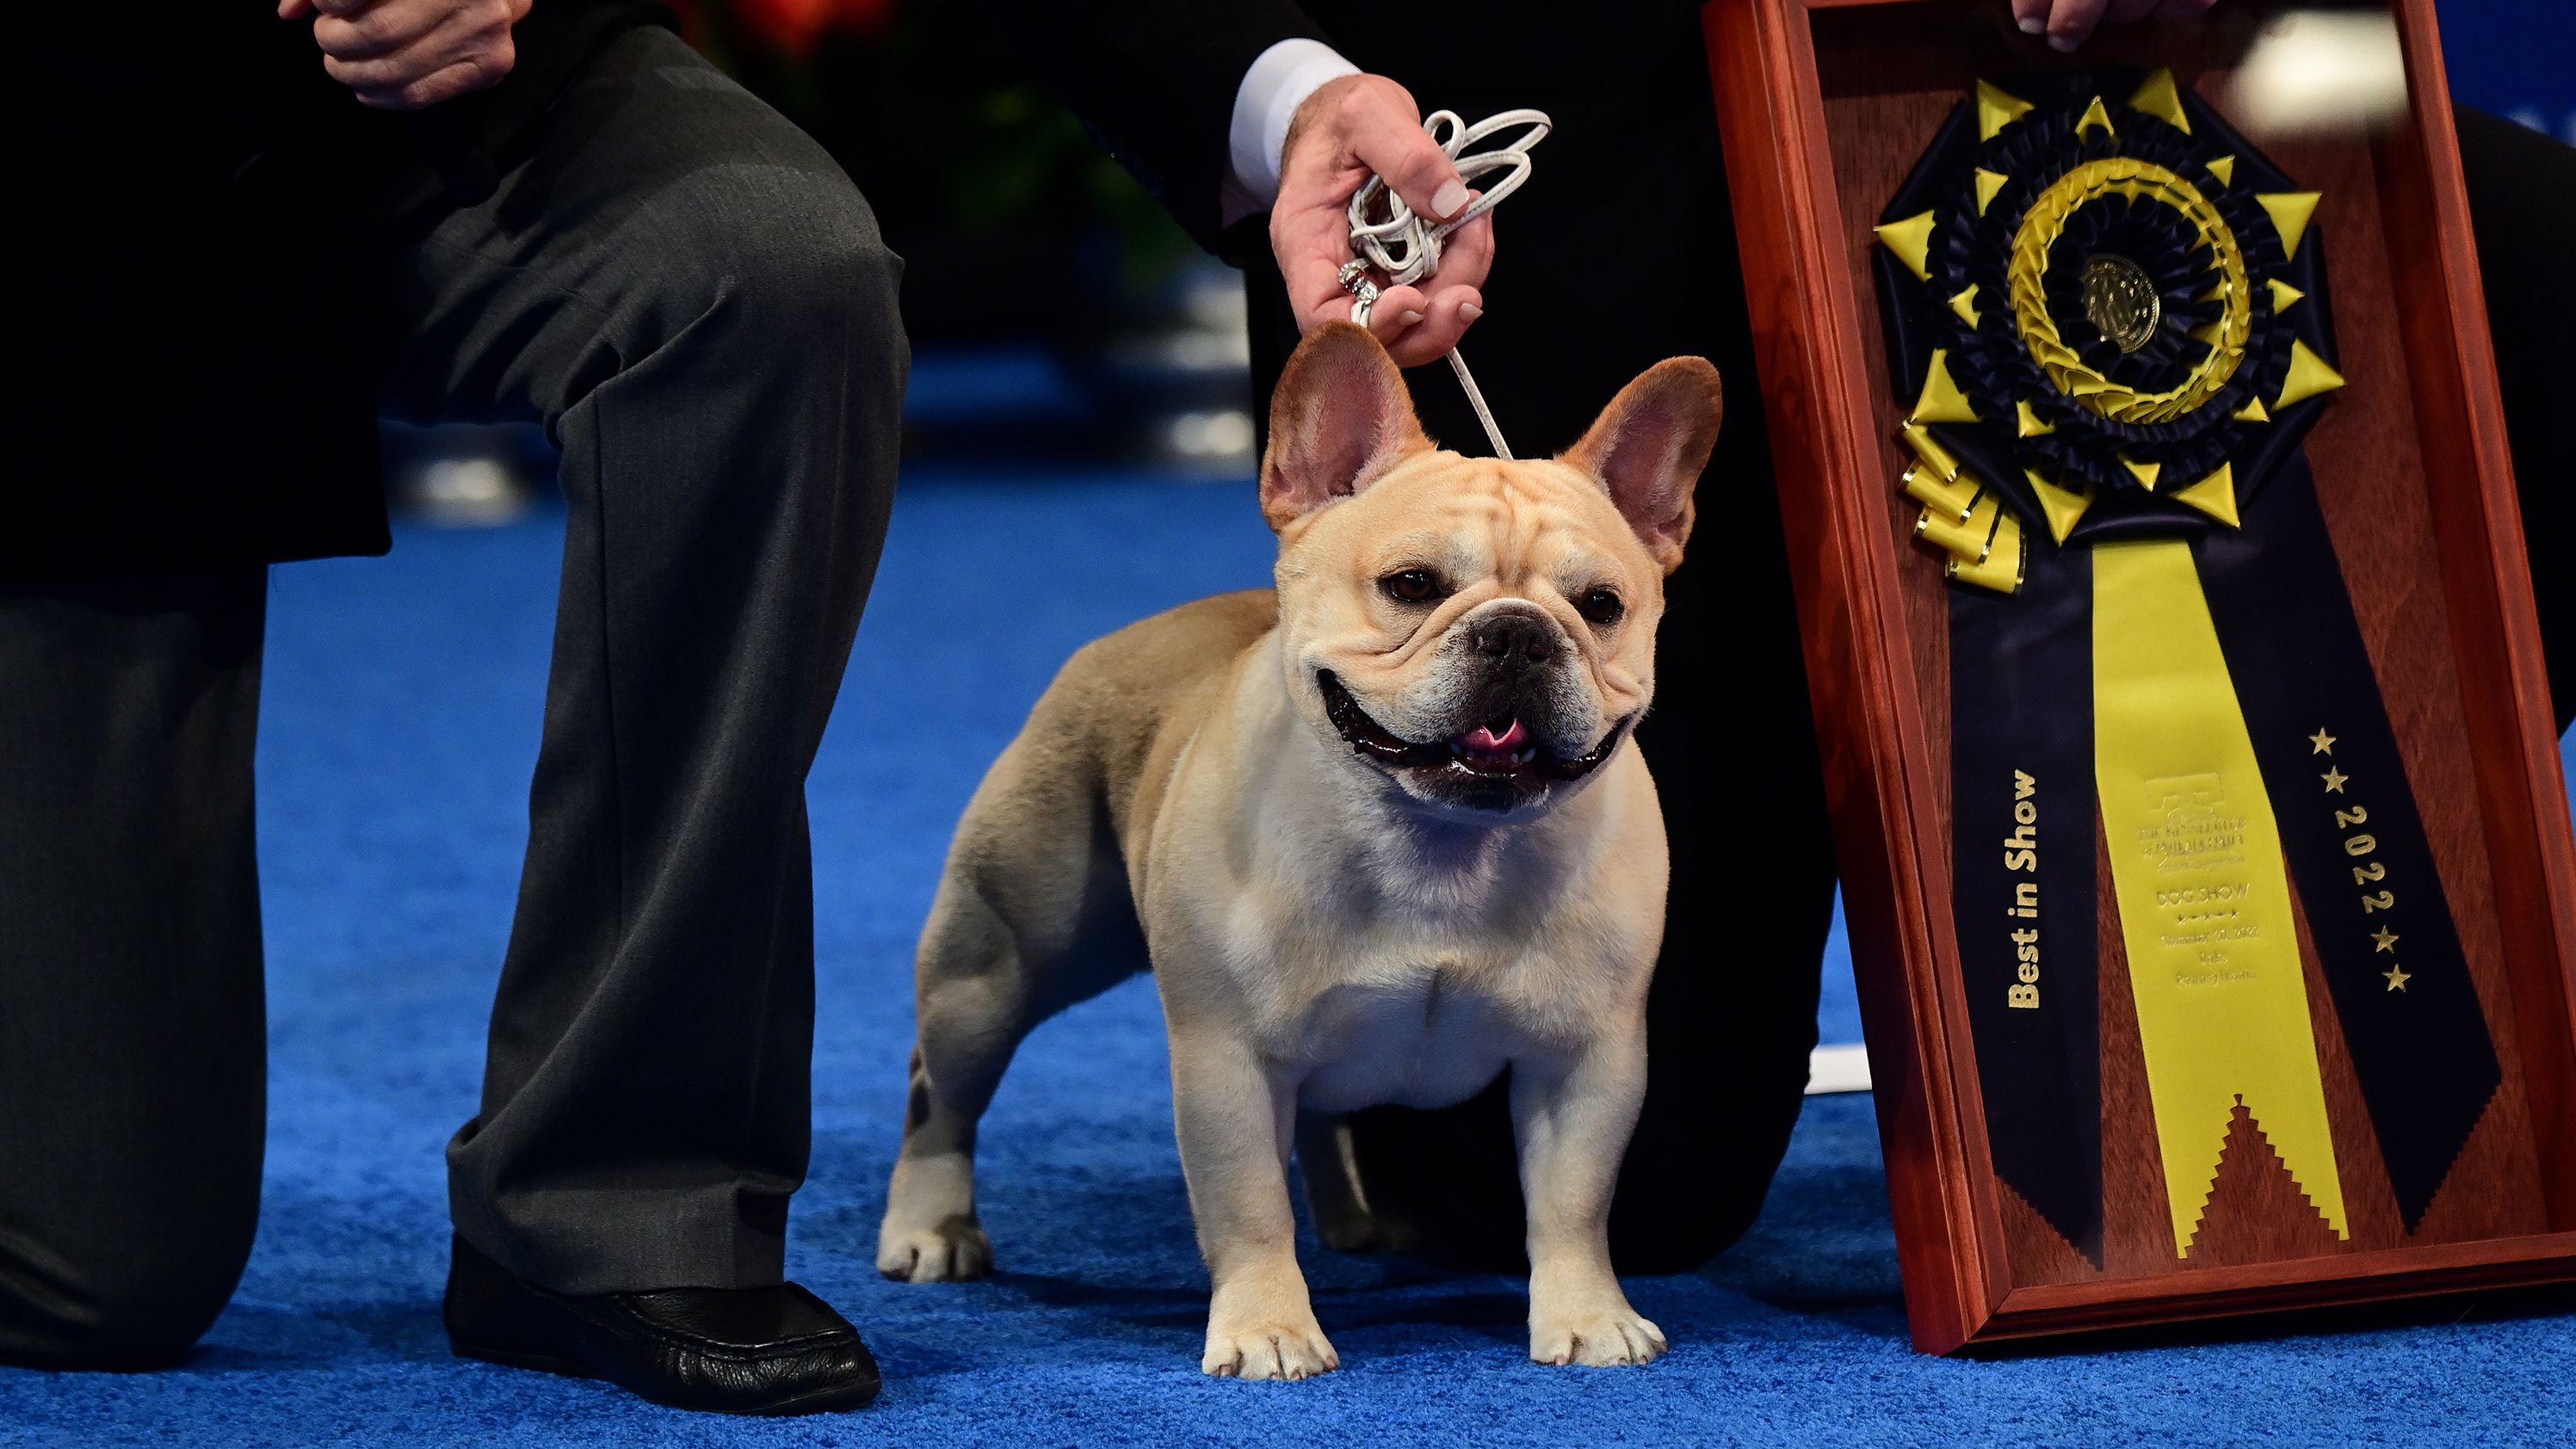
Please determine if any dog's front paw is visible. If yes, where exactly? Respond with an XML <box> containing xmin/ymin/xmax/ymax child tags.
<box><xmin>875</xmin><ymin>1214</ymin><xmax>993</xmax><ymax>1282</ymax></box>
<box><xmin>1202</xmin><ymin>1315</ymin><xmax>1339</xmax><ymax>1380</ymax></box>
<box><xmin>1529</xmin><ymin>1305</ymin><xmax>1667</xmax><ymax>1367</ymax></box>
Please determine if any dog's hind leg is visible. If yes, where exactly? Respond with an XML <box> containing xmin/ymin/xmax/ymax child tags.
<box><xmin>878</xmin><ymin>752</ymin><xmax>1143</xmax><ymax>1283</ymax></box>
<box><xmin>1293</xmin><ymin>1112</ymin><xmax>1431</xmax><ymax>1255</ymax></box>
<box><xmin>875</xmin><ymin>878</ymin><xmax>1016</xmax><ymax>1283</ymax></box>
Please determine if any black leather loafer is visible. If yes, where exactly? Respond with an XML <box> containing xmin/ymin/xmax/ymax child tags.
<box><xmin>443</xmin><ymin>1237</ymin><xmax>880</xmax><ymax>1415</ymax></box>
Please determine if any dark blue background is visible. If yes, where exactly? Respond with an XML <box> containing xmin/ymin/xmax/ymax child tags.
<box><xmin>2443</xmin><ymin>1</ymin><xmax>2573</xmax><ymax>139</ymax></box>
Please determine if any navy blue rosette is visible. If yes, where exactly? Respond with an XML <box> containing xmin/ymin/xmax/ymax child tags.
<box><xmin>1871</xmin><ymin>71</ymin><xmax>2498</xmax><ymax>1266</ymax></box>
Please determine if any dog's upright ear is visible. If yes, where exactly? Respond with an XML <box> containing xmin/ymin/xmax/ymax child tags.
<box><xmin>1560</xmin><ymin>358</ymin><xmax>1723</xmax><ymax>574</ymax></box>
<box><xmin>1261</xmin><ymin>321</ymin><xmax>1431</xmax><ymax>533</ymax></box>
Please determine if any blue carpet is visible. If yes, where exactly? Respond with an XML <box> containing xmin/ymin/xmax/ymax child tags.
<box><xmin>3</xmin><ymin>469</ymin><xmax>2569</xmax><ymax>1447</ymax></box>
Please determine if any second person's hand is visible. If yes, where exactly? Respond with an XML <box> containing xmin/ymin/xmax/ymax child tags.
<box><xmin>2012</xmin><ymin>0</ymin><xmax>2221</xmax><ymax>53</ymax></box>
<box><xmin>280</xmin><ymin>0</ymin><xmax>532</xmax><ymax>110</ymax></box>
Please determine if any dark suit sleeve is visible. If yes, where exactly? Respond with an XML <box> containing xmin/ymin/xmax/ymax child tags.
<box><xmin>975</xmin><ymin>0</ymin><xmax>1333</xmax><ymax>251</ymax></box>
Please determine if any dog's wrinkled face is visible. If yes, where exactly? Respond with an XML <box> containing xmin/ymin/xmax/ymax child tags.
<box><xmin>1258</xmin><ymin>324</ymin><xmax>1721</xmax><ymax>818</ymax></box>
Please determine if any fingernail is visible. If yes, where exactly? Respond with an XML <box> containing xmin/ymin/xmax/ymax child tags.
<box><xmin>1431</xmin><ymin>180</ymin><xmax>1469</xmax><ymax>218</ymax></box>
<box><xmin>2048</xmin><ymin>33</ymin><xmax>2079</xmax><ymax>52</ymax></box>
<box><xmin>2018</xmin><ymin>15</ymin><xmax>2046</xmax><ymax>34</ymax></box>
<box><xmin>1398</xmin><ymin>309</ymin><xmax>1426</xmax><ymax>327</ymax></box>
<box><xmin>1460</xmin><ymin>303</ymin><xmax>1484</xmax><ymax>321</ymax></box>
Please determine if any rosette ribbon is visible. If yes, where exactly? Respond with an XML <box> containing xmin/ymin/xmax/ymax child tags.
<box><xmin>1874</xmin><ymin>71</ymin><xmax>2499</xmax><ymax>1261</ymax></box>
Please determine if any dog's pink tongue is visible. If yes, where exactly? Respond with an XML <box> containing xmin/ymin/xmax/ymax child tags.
<box><xmin>1463</xmin><ymin>718</ymin><xmax>1528</xmax><ymax>753</ymax></box>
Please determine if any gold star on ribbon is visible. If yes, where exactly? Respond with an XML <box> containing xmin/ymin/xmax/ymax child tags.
<box><xmin>2372</xmin><ymin>927</ymin><xmax>2400</xmax><ymax>953</ymax></box>
<box><xmin>2321</xmin><ymin>767</ymin><xmax>2349</xmax><ymax>793</ymax></box>
<box><xmin>2308</xmin><ymin>728</ymin><xmax>2336</xmax><ymax>755</ymax></box>
<box><xmin>2382</xmin><ymin>964</ymin><xmax>2412</xmax><ymax>992</ymax></box>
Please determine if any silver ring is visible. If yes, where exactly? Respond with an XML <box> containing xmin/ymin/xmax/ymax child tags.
<box><xmin>1338</xmin><ymin>259</ymin><xmax>1381</xmax><ymax>329</ymax></box>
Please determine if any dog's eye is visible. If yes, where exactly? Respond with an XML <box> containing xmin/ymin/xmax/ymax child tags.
<box><xmin>1577</xmin><ymin>588</ymin><xmax>1625</xmax><ymax>626</ymax></box>
<box><xmin>1380</xmin><ymin>569</ymin><xmax>1444</xmax><ymax>604</ymax></box>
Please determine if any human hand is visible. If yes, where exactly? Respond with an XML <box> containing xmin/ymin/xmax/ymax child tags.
<box><xmin>1272</xmin><ymin>74</ymin><xmax>1495</xmax><ymax>367</ymax></box>
<box><xmin>278</xmin><ymin>0</ymin><xmax>531</xmax><ymax>110</ymax></box>
<box><xmin>2011</xmin><ymin>0</ymin><xmax>2219</xmax><ymax>53</ymax></box>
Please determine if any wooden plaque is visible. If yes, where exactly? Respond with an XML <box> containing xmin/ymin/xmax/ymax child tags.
<box><xmin>1702</xmin><ymin>0</ymin><xmax>2576</xmax><ymax>1352</ymax></box>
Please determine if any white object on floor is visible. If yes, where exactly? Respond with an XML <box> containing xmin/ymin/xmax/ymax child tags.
<box><xmin>1805</xmin><ymin>1044</ymin><xmax>1874</xmax><ymax>1095</ymax></box>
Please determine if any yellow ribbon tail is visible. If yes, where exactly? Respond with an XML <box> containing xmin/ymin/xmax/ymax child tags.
<box><xmin>2091</xmin><ymin>540</ymin><xmax>2350</xmax><ymax>1255</ymax></box>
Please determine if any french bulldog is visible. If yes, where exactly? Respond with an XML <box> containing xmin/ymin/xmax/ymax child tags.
<box><xmin>875</xmin><ymin>321</ymin><xmax>1720</xmax><ymax>1378</ymax></box>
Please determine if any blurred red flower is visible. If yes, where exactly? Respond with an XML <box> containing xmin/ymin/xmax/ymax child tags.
<box><xmin>672</xmin><ymin>0</ymin><xmax>898</xmax><ymax>56</ymax></box>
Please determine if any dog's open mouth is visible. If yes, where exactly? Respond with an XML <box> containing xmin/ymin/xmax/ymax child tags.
<box><xmin>1317</xmin><ymin>671</ymin><xmax>1623</xmax><ymax>788</ymax></box>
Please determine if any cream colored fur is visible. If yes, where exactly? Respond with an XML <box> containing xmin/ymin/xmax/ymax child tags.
<box><xmin>876</xmin><ymin>324</ymin><xmax>1721</xmax><ymax>1378</ymax></box>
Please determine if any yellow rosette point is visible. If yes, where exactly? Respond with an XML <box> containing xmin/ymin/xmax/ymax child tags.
<box><xmin>1977</xmin><ymin>79</ymin><xmax>2034</xmax><ymax>141</ymax></box>
<box><xmin>2024</xmin><ymin>471</ymin><xmax>2094</xmax><ymax>544</ymax></box>
<box><xmin>1974</xmin><ymin>169</ymin><xmax>2010</xmax><ymax>216</ymax></box>
<box><xmin>1875</xmin><ymin>210</ymin><xmax>1937</xmax><ymax>281</ymax></box>
<box><xmin>2128</xmin><ymin>69</ymin><xmax>2191</xmax><ymax>133</ymax></box>
<box><xmin>1949</xmin><ymin>284</ymin><xmax>1983</xmax><ymax>328</ymax></box>
<box><xmin>2258</xmin><ymin>191</ymin><xmax>2322</xmax><ymax>260</ymax></box>
<box><xmin>2171</xmin><ymin>463</ymin><xmax>2241</xmax><ymax>527</ymax></box>
<box><xmin>1910</xmin><ymin>348</ymin><xmax>1982</xmax><ymax>425</ymax></box>
<box><xmin>2275</xmin><ymin>340</ymin><xmax>2347</xmax><ymax>410</ymax></box>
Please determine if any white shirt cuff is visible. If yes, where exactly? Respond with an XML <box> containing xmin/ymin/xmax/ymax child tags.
<box><xmin>1226</xmin><ymin>38</ymin><xmax>1361</xmax><ymax>215</ymax></box>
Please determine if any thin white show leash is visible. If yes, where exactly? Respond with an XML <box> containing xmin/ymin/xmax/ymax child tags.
<box><xmin>1337</xmin><ymin>108</ymin><xmax>1552</xmax><ymax>459</ymax></box>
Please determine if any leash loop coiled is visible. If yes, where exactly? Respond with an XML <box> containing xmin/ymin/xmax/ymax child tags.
<box><xmin>1344</xmin><ymin>108</ymin><xmax>1552</xmax><ymax>288</ymax></box>
<box><xmin>1339</xmin><ymin>108</ymin><xmax>1551</xmax><ymax>459</ymax></box>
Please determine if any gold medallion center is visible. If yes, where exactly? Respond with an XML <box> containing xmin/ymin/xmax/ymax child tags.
<box><xmin>2081</xmin><ymin>254</ymin><xmax>2161</xmax><ymax>354</ymax></box>
<box><xmin>2009</xmin><ymin>160</ymin><xmax>2246</xmax><ymax>423</ymax></box>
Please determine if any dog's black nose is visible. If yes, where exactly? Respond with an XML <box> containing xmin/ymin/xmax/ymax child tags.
<box><xmin>1470</xmin><ymin>613</ymin><xmax>1556</xmax><ymax>666</ymax></box>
